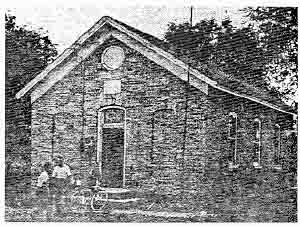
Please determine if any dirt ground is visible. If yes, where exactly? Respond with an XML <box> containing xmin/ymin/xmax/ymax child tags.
<box><xmin>5</xmin><ymin>178</ymin><xmax>297</xmax><ymax>222</ymax></box>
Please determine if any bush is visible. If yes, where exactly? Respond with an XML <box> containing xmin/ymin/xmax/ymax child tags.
<box><xmin>6</xmin><ymin>153</ymin><xmax>31</xmax><ymax>177</ymax></box>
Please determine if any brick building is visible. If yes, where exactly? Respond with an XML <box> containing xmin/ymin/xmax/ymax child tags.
<box><xmin>16</xmin><ymin>16</ymin><xmax>297</xmax><ymax>210</ymax></box>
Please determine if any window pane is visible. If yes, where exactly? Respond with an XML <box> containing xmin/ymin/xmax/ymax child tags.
<box><xmin>253</xmin><ymin>143</ymin><xmax>260</xmax><ymax>163</ymax></box>
<box><xmin>253</xmin><ymin>120</ymin><xmax>261</xmax><ymax>141</ymax></box>
<box><xmin>104</xmin><ymin>108</ymin><xmax>124</xmax><ymax>124</ymax></box>
<box><xmin>229</xmin><ymin>139</ymin><xmax>235</xmax><ymax>163</ymax></box>
<box><xmin>228</xmin><ymin>116</ymin><xmax>236</xmax><ymax>137</ymax></box>
<box><xmin>274</xmin><ymin>125</ymin><xmax>281</xmax><ymax>164</ymax></box>
<box><xmin>252</xmin><ymin>119</ymin><xmax>261</xmax><ymax>165</ymax></box>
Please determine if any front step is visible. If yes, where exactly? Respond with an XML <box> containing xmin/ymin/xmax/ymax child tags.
<box><xmin>90</xmin><ymin>187</ymin><xmax>140</xmax><ymax>211</ymax></box>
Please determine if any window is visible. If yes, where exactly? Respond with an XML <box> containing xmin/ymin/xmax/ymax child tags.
<box><xmin>102</xmin><ymin>107</ymin><xmax>125</xmax><ymax>128</ymax></box>
<box><xmin>228</xmin><ymin>112</ymin><xmax>238</xmax><ymax>168</ymax></box>
<box><xmin>292</xmin><ymin>115</ymin><xmax>297</xmax><ymax>131</ymax></box>
<box><xmin>101</xmin><ymin>46</ymin><xmax>125</xmax><ymax>70</ymax></box>
<box><xmin>252</xmin><ymin>118</ymin><xmax>262</xmax><ymax>168</ymax></box>
<box><xmin>104</xmin><ymin>108</ymin><xmax>124</xmax><ymax>124</ymax></box>
<box><xmin>273</xmin><ymin>124</ymin><xmax>282</xmax><ymax>168</ymax></box>
<box><xmin>150</xmin><ymin>108</ymin><xmax>176</xmax><ymax>176</ymax></box>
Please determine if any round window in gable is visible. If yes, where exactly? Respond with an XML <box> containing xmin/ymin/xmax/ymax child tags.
<box><xmin>101</xmin><ymin>46</ymin><xmax>125</xmax><ymax>70</ymax></box>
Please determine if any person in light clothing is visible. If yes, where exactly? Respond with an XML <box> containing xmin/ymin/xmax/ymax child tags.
<box><xmin>52</xmin><ymin>162</ymin><xmax>71</xmax><ymax>179</ymax></box>
<box><xmin>32</xmin><ymin>162</ymin><xmax>52</xmax><ymax>220</ymax></box>
<box><xmin>52</xmin><ymin>154</ymin><xmax>72</xmax><ymax>215</ymax></box>
<box><xmin>37</xmin><ymin>163</ymin><xmax>51</xmax><ymax>189</ymax></box>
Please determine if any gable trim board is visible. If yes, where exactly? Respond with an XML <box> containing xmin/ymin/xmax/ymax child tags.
<box><xmin>111</xmin><ymin>31</ymin><xmax>209</xmax><ymax>95</ymax></box>
<box><xmin>30</xmin><ymin>31</ymin><xmax>112</xmax><ymax>103</ymax></box>
<box><xmin>212</xmin><ymin>85</ymin><xmax>294</xmax><ymax>116</ymax></box>
<box><xmin>15</xmin><ymin>16</ymin><xmax>296</xmax><ymax>117</ymax></box>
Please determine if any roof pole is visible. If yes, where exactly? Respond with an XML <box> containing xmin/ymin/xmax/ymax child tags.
<box><xmin>190</xmin><ymin>6</ymin><xmax>193</xmax><ymax>27</ymax></box>
<box><xmin>80</xmin><ymin>56</ymin><xmax>88</xmax><ymax>163</ymax></box>
<box><xmin>51</xmin><ymin>114</ymin><xmax>55</xmax><ymax>161</ymax></box>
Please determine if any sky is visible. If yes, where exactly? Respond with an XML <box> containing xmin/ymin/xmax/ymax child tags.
<box><xmin>5</xmin><ymin>0</ymin><xmax>299</xmax><ymax>54</ymax></box>
<box><xmin>6</xmin><ymin>3</ymin><xmax>248</xmax><ymax>54</ymax></box>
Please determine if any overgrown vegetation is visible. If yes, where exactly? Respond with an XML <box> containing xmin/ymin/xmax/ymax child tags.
<box><xmin>5</xmin><ymin>14</ymin><xmax>58</xmax><ymax>177</ymax></box>
<box><xmin>164</xmin><ymin>7</ymin><xmax>297</xmax><ymax>107</ymax></box>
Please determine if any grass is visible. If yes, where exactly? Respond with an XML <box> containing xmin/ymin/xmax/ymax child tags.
<box><xmin>5</xmin><ymin>176</ymin><xmax>297</xmax><ymax>222</ymax></box>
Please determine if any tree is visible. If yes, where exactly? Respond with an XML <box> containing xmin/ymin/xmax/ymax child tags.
<box><xmin>164</xmin><ymin>17</ymin><xmax>268</xmax><ymax>88</ymax></box>
<box><xmin>213</xmin><ymin>19</ymin><xmax>267</xmax><ymax>87</ymax></box>
<box><xmin>164</xmin><ymin>19</ymin><xmax>218</xmax><ymax>64</ymax></box>
<box><xmin>243</xmin><ymin>7</ymin><xmax>297</xmax><ymax>105</ymax></box>
<box><xmin>163</xmin><ymin>7</ymin><xmax>297</xmax><ymax>105</ymax></box>
<box><xmin>5</xmin><ymin>13</ymin><xmax>58</xmax><ymax>176</ymax></box>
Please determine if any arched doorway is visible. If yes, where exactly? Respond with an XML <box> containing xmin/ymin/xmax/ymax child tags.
<box><xmin>97</xmin><ymin>106</ymin><xmax>126</xmax><ymax>188</ymax></box>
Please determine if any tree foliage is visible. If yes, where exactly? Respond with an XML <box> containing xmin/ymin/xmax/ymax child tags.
<box><xmin>243</xmin><ymin>7</ymin><xmax>297</xmax><ymax>104</ymax></box>
<box><xmin>164</xmin><ymin>7</ymin><xmax>297</xmax><ymax>105</ymax></box>
<box><xmin>5</xmin><ymin>13</ymin><xmax>58</xmax><ymax>175</ymax></box>
<box><xmin>165</xmin><ymin>17</ymin><xmax>268</xmax><ymax>87</ymax></box>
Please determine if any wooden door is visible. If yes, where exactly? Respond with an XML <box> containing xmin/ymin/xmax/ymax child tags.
<box><xmin>101</xmin><ymin>127</ymin><xmax>124</xmax><ymax>188</ymax></box>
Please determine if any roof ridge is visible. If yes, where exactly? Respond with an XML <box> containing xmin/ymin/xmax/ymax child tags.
<box><xmin>15</xmin><ymin>15</ymin><xmax>296</xmax><ymax>116</ymax></box>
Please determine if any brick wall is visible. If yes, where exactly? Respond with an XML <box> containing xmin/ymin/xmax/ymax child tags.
<box><xmin>31</xmin><ymin>37</ymin><xmax>296</xmax><ymax>212</ymax></box>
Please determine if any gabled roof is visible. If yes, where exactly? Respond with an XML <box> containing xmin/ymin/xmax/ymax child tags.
<box><xmin>15</xmin><ymin>16</ymin><xmax>296</xmax><ymax>116</ymax></box>
<box><xmin>192</xmin><ymin>63</ymin><xmax>296</xmax><ymax>114</ymax></box>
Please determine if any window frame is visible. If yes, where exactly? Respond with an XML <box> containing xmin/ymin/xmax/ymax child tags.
<box><xmin>252</xmin><ymin>118</ymin><xmax>262</xmax><ymax>169</ymax></box>
<box><xmin>273</xmin><ymin>124</ymin><xmax>282</xmax><ymax>170</ymax></box>
<box><xmin>150</xmin><ymin>108</ymin><xmax>175</xmax><ymax>174</ymax></box>
<box><xmin>228</xmin><ymin>112</ymin><xmax>239</xmax><ymax>169</ymax></box>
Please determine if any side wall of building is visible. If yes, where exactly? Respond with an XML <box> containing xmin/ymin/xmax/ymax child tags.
<box><xmin>184</xmin><ymin>87</ymin><xmax>296</xmax><ymax>219</ymax></box>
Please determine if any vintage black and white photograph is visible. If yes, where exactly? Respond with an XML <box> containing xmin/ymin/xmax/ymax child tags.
<box><xmin>4</xmin><ymin>0</ymin><xmax>298</xmax><ymax>222</ymax></box>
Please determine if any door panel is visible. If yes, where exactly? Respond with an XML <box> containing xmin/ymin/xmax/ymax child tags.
<box><xmin>101</xmin><ymin>128</ymin><xmax>124</xmax><ymax>188</ymax></box>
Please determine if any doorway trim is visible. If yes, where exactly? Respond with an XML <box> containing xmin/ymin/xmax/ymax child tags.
<box><xmin>97</xmin><ymin>105</ymin><xmax>126</xmax><ymax>187</ymax></box>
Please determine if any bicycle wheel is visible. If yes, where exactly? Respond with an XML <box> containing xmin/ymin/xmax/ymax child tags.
<box><xmin>90</xmin><ymin>193</ymin><xmax>108</xmax><ymax>212</ymax></box>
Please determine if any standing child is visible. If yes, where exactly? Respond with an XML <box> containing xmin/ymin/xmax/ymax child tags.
<box><xmin>52</xmin><ymin>154</ymin><xmax>72</xmax><ymax>215</ymax></box>
<box><xmin>88</xmin><ymin>165</ymin><xmax>101</xmax><ymax>187</ymax></box>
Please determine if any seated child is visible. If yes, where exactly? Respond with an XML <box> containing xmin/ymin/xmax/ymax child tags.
<box><xmin>88</xmin><ymin>165</ymin><xmax>102</xmax><ymax>188</ymax></box>
<box><xmin>36</xmin><ymin>162</ymin><xmax>52</xmax><ymax>199</ymax></box>
<box><xmin>32</xmin><ymin>162</ymin><xmax>52</xmax><ymax>220</ymax></box>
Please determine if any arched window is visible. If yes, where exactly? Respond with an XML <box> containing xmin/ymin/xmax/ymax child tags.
<box><xmin>228</xmin><ymin>112</ymin><xmax>238</xmax><ymax>168</ymax></box>
<box><xmin>103</xmin><ymin>107</ymin><xmax>124</xmax><ymax>125</ymax></box>
<box><xmin>150</xmin><ymin>108</ymin><xmax>177</xmax><ymax>181</ymax></box>
<box><xmin>273</xmin><ymin>124</ymin><xmax>282</xmax><ymax>167</ymax></box>
<box><xmin>252</xmin><ymin>118</ymin><xmax>262</xmax><ymax>168</ymax></box>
